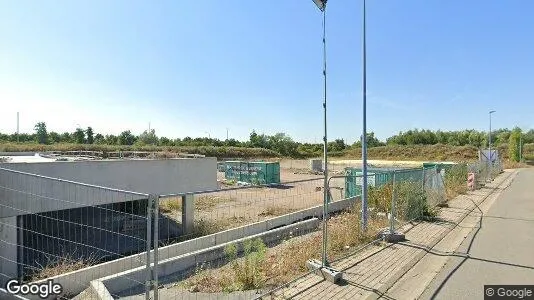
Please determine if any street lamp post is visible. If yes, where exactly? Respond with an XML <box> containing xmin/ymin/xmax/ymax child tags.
<box><xmin>312</xmin><ymin>0</ymin><xmax>329</xmax><ymax>267</ymax></box>
<box><xmin>488</xmin><ymin>110</ymin><xmax>496</xmax><ymax>180</ymax></box>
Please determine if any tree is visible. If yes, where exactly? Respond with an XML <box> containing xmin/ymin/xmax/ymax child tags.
<box><xmin>249</xmin><ymin>130</ymin><xmax>269</xmax><ymax>149</ymax></box>
<box><xmin>86</xmin><ymin>127</ymin><xmax>94</xmax><ymax>144</ymax></box>
<box><xmin>268</xmin><ymin>133</ymin><xmax>298</xmax><ymax>157</ymax></box>
<box><xmin>328</xmin><ymin>139</ymin><xmax>346</xmax><ymax>152</ymax></box>
<box><xmin>48</xmin><ymin>132</ymin><xmax>61</xmax><ymax>144</ymax></box>
<box><xmin>73</xmin><ymin>128</ymin><xmax>86</xmax><ymax>144</ymax></box>
<box><xmin>94</xmin><ymin>133</ymin><xmax>105</xmax><ymax>144</ymax></box>
<box><xmin>118</xmin><ymin>130</ymin><xmax>136</xmax><ymax>145</ymax></box>
<box><xmin>159</xmin><ymin>136</ymin><xmax>172</xmax><ymax>146</ymax></box>
<box><xmin>34</xmin><ymin>122</ymin><xmax>48</xmax><ymax>144</ymax></box>
<box><xmin>60</xmin><ymin>132</ymin><xmax>72</xmax><ymax>143</ymax></box>
<box><xmin>508</xmin><ymin>128</ymin><xmax>521</xmax><ymax>162</ymax></box>
<box><xmin>137</xmin><ymin>129</ymin><xmax>158</xmax><ymax>145</ymax></box>
<box><xmin>354</xmin><ymin>132</ymin><xmax>384</xmax><ymax>147</ymax></box>
<box><xmin>105</xmin><ymin>134</ymin><xmax>118</xmax><ymax>145</ymax></box>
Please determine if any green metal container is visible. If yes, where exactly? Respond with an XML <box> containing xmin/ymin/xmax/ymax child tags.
<box><xmin>224</xmin><ymin>161</ymin><xmax>281</xmax><ymax>185</ymax></box>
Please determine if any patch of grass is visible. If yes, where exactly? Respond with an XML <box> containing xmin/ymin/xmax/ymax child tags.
<box><xmin>181</xmin><ymin>206</ymin><xmax>387</xmax><ymax>293</ymax></box>
<box><xmin>502</xmin><ymin>160</ymin><xmax>530</xmax><ymax>169</ymax></box>
<box><xmin>445</xmin><ymin>164</ymin><xmax>468</xmax><ymax>200</ymax></box>
<box><xmin>160</xmin><ymin>197</ymin><xmax>183</xmax><ymax>213</ymax></box>
<box><xmin>29</xmin><ymin>254</ymin><xmax>97</xmax><ymax>281</ymax></box>
<box><xmin>196</xmin><ymin>196</ymin><xmax>233</xmax><ymax>211</ymax></box>
<box><xmin>224</xmin><ymin>239</ymin><xmax>267</xmax><ymax>291</ymax></box>
<box><xmin>160</xmin><ymin>196</ymin><xmax>234</xmax><ymax>214</ymax></box>
<box><xmin>258</xmin><ymin>206</ymin><xmax>296</xmax><ymax>217</ymax></box>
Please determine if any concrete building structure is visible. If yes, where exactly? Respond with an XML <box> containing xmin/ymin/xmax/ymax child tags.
<box><xmin>0</xmin><ymin>157</ymin><xmax>217</xmax><ymax>288</ymax></box>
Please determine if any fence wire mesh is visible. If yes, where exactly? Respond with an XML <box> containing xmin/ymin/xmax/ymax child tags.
<box><xmin>152</xmin><ymin>178</ymin><xmax>329</xmax><ymax>299</ymax></box>
<box><xmin>0</xmin><ymin>167</ymin><xmax>153</xmax><ymax>299</ymax></box>
<box><xmin>0</xmin><ymin>157</ymin><xmax>505</xmax><ymax>300</ymax></box>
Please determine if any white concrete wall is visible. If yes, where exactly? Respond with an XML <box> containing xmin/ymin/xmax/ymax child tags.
<box><xmin>0</xmin><ymin>158</ymin><xmax>217</xmax><ymax>218</ymax></box>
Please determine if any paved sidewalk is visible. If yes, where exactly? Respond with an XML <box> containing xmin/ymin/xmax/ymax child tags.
<box><xmin>266</xmin><ymin>170</ymin><xmax>517</xmax><ymax>300</ymax></box>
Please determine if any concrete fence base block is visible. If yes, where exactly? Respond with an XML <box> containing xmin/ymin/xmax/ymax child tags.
<box><xmin>306</xmin><ymin>259</ymin><xmax>343</xmax><ymax>284</ymax></box>
<box><xmin>378</xmin><ymin>229</ymin><xmax>406</xmax><ymax>243</ymax></box>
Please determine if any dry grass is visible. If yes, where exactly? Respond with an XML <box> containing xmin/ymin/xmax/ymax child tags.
<box><xmin>181</xmin><ymin>205</ymin><xmax>387</xmax><ymax>293</ymax></box>
<box><xmin>502</xmin><ymin>160</ymin><xmax>530</xmax><ymax>169</ymax></box>
<box><xmin>444</xmin><ymin>164</ymin><xmax>469</xmax><ymax>200</ymax></box>
<box><xmin>160</xmin><ymin>196</ymin><xmax>234</xmax><ymax>213</ymax></box>
<box><xmin>258</xmin><ymin>206</ymin><xmax>296</xmax><ymax>217</ymax></box>
<box><xmin>30</xmin><ymin>254</ymin><xmax>97</xmax><ymax>281</ymax></box>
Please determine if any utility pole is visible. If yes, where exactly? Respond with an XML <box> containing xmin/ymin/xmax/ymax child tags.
<box><xmin>226</xmin><ymin>128</ymin><xmax>229</xmax><ymax>141</ymax></box>
<box><xmin>16</xmin><ymin>112</ymin><xmax>20</xmax><ymax>142</ymax></box>
<box><xmin>488</xmin><ymin>110</ymin><xmax>496</xmax><ymax>180</ymax></box>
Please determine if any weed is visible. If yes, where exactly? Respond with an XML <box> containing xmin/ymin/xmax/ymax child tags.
<box><xmin>258</xmin><ymin>206</ymin><xmax>296</xmax><ymax>217</ymax></box>
<box><xmin>444</xmin><ymin>164</ymin><xmax>468</xmax><ymax>199</ymax></box>
<box><xmin>160</xmin><ymin>196</ymin><xmax>233</xmax><ymax>214</ymax></box>
<box><xmin>30</xmin><ymin>253</ymin><xmax>97</xmax><ymax>281</ymax></box>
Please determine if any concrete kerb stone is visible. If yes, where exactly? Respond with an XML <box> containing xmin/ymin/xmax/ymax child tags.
<box><xmin>97</xmin><ymin>218</ymin><xmax>321</xmax><ymax>298</ymax></box>
<box><xmin>362</xmin><ymin>170</ymin><xmax>517</xmax><ymax>300</ymax></box>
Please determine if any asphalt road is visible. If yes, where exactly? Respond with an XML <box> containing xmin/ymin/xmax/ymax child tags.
<box><xmin>421</xmin><ymin>168</ymin><xmax>534</xmax><ymax>300</ymax></box>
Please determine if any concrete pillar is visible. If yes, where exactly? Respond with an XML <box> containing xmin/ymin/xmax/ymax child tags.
<box><xmin>0</xmin><ymin>216</ymin><xmax>19</xmax><ymax>287</ymax></box>
<box><xmin>181</xmin><ymin>194</ymin><xmax>194</xmax><ymax>235</ymax></box>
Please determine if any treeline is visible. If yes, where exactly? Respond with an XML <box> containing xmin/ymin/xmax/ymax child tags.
<box><xmin>1</xmin><ymin>123</ymin><xmax>353</xmax><ymax>157</ymax></box>
<box><xmin>1</xmin><ymin>122</ymin><xmax>532</xmax><ymax>160</ymax></box>
<box><xmin>386</xmin><ymin>128</ymin><xmax>534</xmax><ymax>146</ymax></box>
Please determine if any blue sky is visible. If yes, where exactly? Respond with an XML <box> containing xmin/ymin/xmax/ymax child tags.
<box><xmin>1</xmin><ymin>0</ymin><xmax>533</xmax><ymax>143</ymax></box>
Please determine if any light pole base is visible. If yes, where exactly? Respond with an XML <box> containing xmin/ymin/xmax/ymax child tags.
<box><xmin>306</xmin><ymin>259</ymin><xmax>343</xmax><ymax>283</ymax></box>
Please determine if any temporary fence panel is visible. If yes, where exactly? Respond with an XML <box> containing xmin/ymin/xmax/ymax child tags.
<box><xmin>0</xmin><ymin>167</ymin><xmax>156</xmax><ymax>300</ymax></box>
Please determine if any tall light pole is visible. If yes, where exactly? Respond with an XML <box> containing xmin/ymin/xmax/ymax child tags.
<box><xmin>361</xmin><ymin>0</ymin><xmax>369</xmax><ymax>231</ymax></box>
<box><xmin>488</xmin><ymin>110</ymin><xmax>496</xmax><ymax>180</ymax></box>
<box><xmin>312</xmin><ymin>0</ymin><xmax>329</xmax><ymax>267</ymax></box>
<box><xmin>226</xmin><ymin>128</ymin><xmax>229</xmax><ymax>141</ymax></box>
<box><xmin>16</xmin><ymin>112</ymin><xmax>20</xmax><ymax>143</ymax></box>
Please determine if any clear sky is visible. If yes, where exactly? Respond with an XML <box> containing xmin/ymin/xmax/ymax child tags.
<box><xmin>1</xmin><ymin>0</ymin><xmax>533</xmax><ymax>143</ymax></box>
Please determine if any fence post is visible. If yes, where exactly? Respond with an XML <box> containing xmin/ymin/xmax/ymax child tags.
<box><xmin>153</xmin><ymin>194</ymin><xmax>160</xmax><ymax>300</ymax></box>
<box><xmin>389</xmin><ymin>171</ymin><xmax>397</xmax><ymax>234</ymax></box>
<box><xmin>421</xmin><ymin>166</ymin><xmax>425</xmax><ymax>193</ymax></box>
<box><xmin>321</xmin><ymin>178</ymin><xmax>330</xmax><ymax>267</ymax></box>
<box><xmin>181</xmin><ymin>194</ymin><xmax>194</xmax><ymax>235</ymax></box>
<box><xmin>145</xmin><ymin>195</ymin><xmax>154</xmax><ymax>300</ymax></box>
